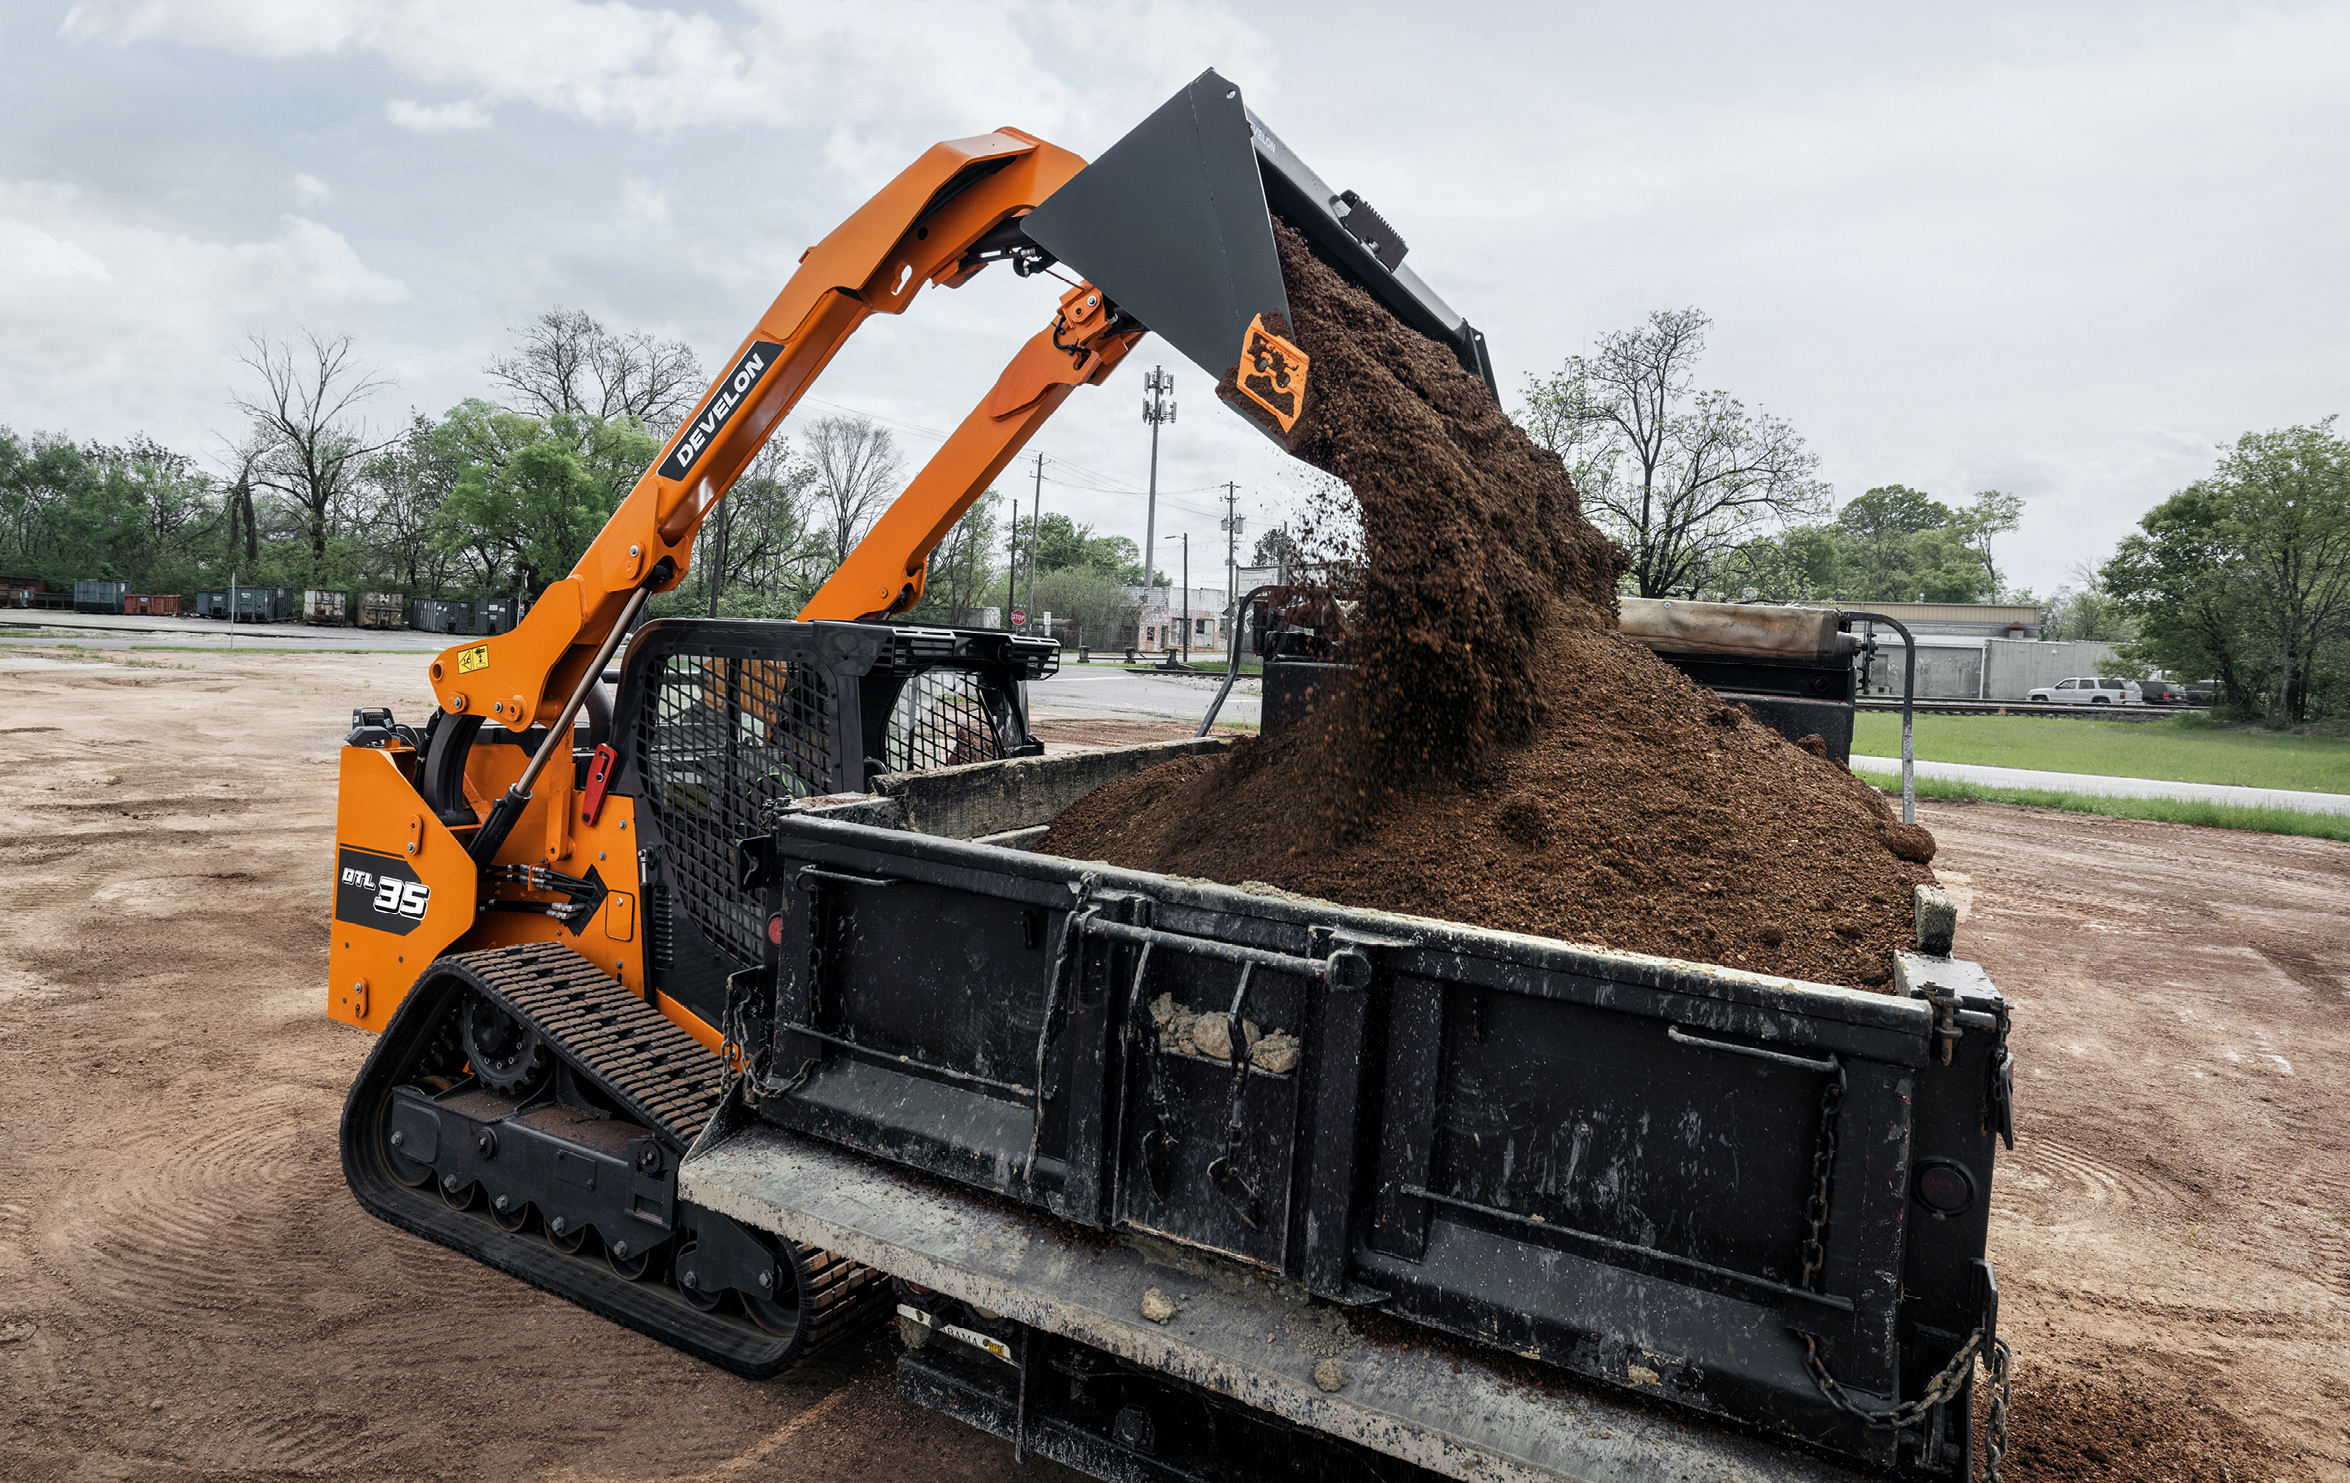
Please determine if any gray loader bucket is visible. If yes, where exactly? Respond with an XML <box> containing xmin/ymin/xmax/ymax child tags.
<box><xmin>1022</xmin><ymin>69</ymin><xmax>1496</xmax><ymax>403</ymax></box>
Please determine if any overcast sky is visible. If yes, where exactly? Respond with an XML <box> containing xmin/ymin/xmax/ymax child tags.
<box><xmin>5</xmin><ymin>1</ymin><xmax>2346</xmax><ymax>598</ymax></box>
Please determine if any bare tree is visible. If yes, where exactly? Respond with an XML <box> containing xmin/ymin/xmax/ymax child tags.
<box><xmin>803</xmin><ymin>415</ymin><xmax>903</xmax><ymax>570</ymax></box>
<box><xmin>216</xmin><ymin>433</ymin><xmax>268</xmax><ymax>565</ymax></box>
<box><xmin>1523</xmin><ymin>309</ymin><xmax>1828</xmax><ymax>599</ymax></box>
<box><xmin>487</xmin><ymin>307</ymin><xmax>705</xmax><ymax>432</ymax></box>
<box><xmin>233</xmin><ymin>331</ymin><xmax>393</xmax><ymax>558</ymax></box>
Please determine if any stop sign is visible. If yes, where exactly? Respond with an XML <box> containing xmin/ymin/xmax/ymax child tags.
<box><xmin>1011</xmin><ymin>609</ymin><xmax>1027</xmax><ymax>626</ymax></box>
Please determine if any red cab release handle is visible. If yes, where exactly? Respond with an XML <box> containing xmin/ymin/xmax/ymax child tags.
<box><xmin>580</xmin><ymin>743</ymin><xmax>619</xmax><ymax>825</ymax></box>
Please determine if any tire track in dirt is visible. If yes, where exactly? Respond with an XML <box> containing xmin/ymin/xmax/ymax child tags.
<box><xmin>1929</xmin><ymin>797</ymin><xmax>2350</xmax><ymax>1479</ymax></box>
<box><xmin>0</xmin><ymin>650</ymin><xmax>1068</xmax><ymax>1483</ymax></box>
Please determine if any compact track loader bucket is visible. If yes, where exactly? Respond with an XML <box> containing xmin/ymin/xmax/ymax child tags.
<box><xmin>1022</xmin><ymin>68</ymin><xmax>1497</xmax><ymax>415</ymax></box>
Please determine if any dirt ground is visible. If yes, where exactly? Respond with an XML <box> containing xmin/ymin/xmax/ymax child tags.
<box><xmin>2</xmin><ymin>651</ymin><xmax>2344</xmax><ymax>1482</ymax></box>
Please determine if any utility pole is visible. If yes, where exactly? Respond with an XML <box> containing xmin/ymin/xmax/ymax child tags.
<box><xmin>1218</xmin><ymin>481</ymin><xmax>1243</xmax><ymax>613</ymax></box>
<box><xmin>1005</xmin><ymin>505</ymin><xmax>1019</xmax><ymax>630</ymax></box>
<box><xmin>1025</xmin><ymin>451</ymin><xmax>1043</xmax><ymax>629</ymax></box>
<box><xmin>1140</xmin><ymin>366</ymin><xmax>1176</xmax><ymax>597</ymax></box>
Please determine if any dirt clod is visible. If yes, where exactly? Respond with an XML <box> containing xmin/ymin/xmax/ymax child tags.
<box><xmin>1314</xmin><ymin>1358</ymin><xmax>1346</xmax><ymax>1393</ymax></box>
<box><xmin>1140</xmin><ymin>1288</ymin><xmax>1180</xmax><ymax>1324</ymax></box>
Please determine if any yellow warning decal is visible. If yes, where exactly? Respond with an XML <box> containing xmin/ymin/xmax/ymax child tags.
<box><xmin>457</xmin><ymin>644</ymin><xmax>490</xmax><ymax>674</ymax></box>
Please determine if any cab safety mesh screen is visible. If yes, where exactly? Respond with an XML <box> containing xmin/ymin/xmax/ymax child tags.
<box><xmin>883</xmin><ymin>667</ymin><xmax>1007</xmax><ymax>773</ymax></box>
<box><xmin>637</xmin><ymin>654</ymin><xmax>835</xmax><ymax>967</ymax></box>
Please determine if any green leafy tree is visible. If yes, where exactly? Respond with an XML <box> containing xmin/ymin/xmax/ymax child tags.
<box><xmin>692</xmin><ymin>441</ymin><xmax>826</xmax><ymax>616</ymax></box>
<box><xmin>1955</xmin><ymin>490</ymin><xmax>2025</xmax><ymax>597</ymax></box>
<box><xmin>1010</xmin><ymin>511</ymin><xmax>1145</xmax><ymax>584</ymax></box>
<box><xmin>1835</xmin><ymin>486</ymin><xmax>1954</xmax><ymax>599</ymax></box>
<box><xmin>2105</xmin><ymin>420</ymin><xmax>2350</xmax><ymax>721</ymax></box>
<box><xmin>1030</xmin><ymin>567</ymin><xmax>1140</xmax><ymax>646</ymax></box>
<box><xmin>430</xmin><ymin>401</ymin><xmax>657</xmax><ymax>593</ymax></box>
<box><xmin>1250</xmin><ymin>524</ymin><xmax>1301</xmax><ymax>573</ymax></box>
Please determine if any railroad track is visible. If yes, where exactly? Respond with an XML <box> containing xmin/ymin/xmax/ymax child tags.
<box><xmin>1857</xmin><ymin>698</ymin><xmax>2209</xmax><ymax>722</ymax></box>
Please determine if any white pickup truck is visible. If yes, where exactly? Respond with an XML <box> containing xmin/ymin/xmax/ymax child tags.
<box><xmin>2027</xmin><ymin>676</ymin><xmax>2137</xmax><ymax>705</ymax></box>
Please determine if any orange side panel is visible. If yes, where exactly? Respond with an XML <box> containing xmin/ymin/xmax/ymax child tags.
<box><xmin>328</xmin><ymin>749</ymin><xmax>479</xmax><ymax>1033</ymax></box>
<box><xmin>329</xmin><ymin>747</ymin><xmax>718</xmax><ymax>1053</ymax></box>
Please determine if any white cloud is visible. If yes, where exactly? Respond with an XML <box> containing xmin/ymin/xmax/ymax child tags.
<box><xmin>618</xmin><ymin>175</ymin><xmax>667</xmax><ymax>226</ymax></box>
<box><xmin>386</xmin><ymin>98</ymin><xmax>490</xmax><ymax>132</ymax></box>
<box><xmin>0</xmin><ymin>181</ymin><xmax>406</xmax><ymax>445</ymax></box>
<box><xmin>63</xmin><ymin>0</ymin><xmax>1269</xmax><ymax>150</ymax></box>
<box><xmin>0</xmin><ymin>217</ymin><xmax>112</xmax><ymax>279</ymax></box>
<box><xmin>291</xmin><ymin>171</ymin><xmax>330</xmax><ymax>200</ymax></box>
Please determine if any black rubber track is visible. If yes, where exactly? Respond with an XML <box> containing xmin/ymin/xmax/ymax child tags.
<box><xmin>340</xmin><ymin>941</ymin><xmax>884</xmax><ymax>1378</ymax></box>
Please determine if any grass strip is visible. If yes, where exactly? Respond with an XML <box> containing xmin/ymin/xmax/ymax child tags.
<box><xmin>1852</xmin><ymin>712</ymin><xmax>2350</xmax><ymax>793</ymax></box>
<box><xmin>1875</xmin><ymin>776</ymin><xmax>2350</xmax><ymax>843</ymax></box>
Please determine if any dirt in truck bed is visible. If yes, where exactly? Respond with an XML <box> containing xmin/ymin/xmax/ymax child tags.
<box><xmin>1043</xmin><ymin>219</ymin><xmax>1936</xmax><ymax>987</ymax></box>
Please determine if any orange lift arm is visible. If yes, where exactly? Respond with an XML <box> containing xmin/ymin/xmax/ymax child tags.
<box><xmin>425</xmin><ymin>127</ymin><xmax>1095</xmax><ymax>738</ymax></box>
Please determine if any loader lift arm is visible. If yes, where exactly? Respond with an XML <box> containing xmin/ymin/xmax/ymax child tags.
<box><xmin>424</xmin><ymin>128</ymin><xmax>1129</xmax><ymax>741</ymax></box>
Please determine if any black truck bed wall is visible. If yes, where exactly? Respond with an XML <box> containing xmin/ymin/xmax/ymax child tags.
<box><xmin>736</xmin><ymin>753</ymin><xmax>2006</xmax><ymax>1471</ymax></box>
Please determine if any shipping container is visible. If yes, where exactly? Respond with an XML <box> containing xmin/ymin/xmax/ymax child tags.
<box><xmin>304</xmin><ymin>589</ymin><xmax>350</xmax><ymax>625</ymax></box>
<box><xmin>228</xmin><ymin>585</ymin><xmax>302</xmax><ymax>623</ymax></box>
<box><xmin>121</xmin><ymin>594</ymin><xmax>183</xmax><ymax>616</ymax></box>
<box><xmin>470</xmin><ymin>596</ymin><xmax>520</xmax><ymax>636</ymax></box>
<box><xmin>3</xmin><ymin>577</ymin><xmax>47</xmax><ymax>609</ymax></box>
<box><xmin>356</xmin><ymin>591</ymin><xmax>406</xmax><ymax>630</ymax></box>
<box><xmin>73</xmin><ymin>578</ymin><xmax>130</xmax><ymax>613</ymax></box>
<box><xmin>409</xmin><ymin>597</ymin><xmax>474</xmax><ymax>635</ymax></box>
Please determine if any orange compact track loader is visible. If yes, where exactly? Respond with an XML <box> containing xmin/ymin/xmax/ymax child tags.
<box><xmin>331</xmin><ymin>69</ymin><xmax>1495</xmax><ymax>1375</ymax></box>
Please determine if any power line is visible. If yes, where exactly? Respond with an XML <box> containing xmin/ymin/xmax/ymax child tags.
<box><xmin>791</xmin><ymin>392</ymin><xmax>1240</xmax><ymax>522</ymax></box>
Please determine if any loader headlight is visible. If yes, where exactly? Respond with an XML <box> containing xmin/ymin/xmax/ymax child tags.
<box><xmin>1912</xmin><ymin>1160</ymin><xmax>1976</xmax><ymax>1217</ymax></box>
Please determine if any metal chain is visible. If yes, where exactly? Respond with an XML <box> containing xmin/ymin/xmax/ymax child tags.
<box><xmin>1802</xmin><ymin>1329</ymin><xmax>1981</xmax><ymax>1432</ymax></box>
<box><xmin>1799</xmin><ymin>1307</ymin><xmax>2014</xmax><ymax>1482</ymax></box>
<box><xmin>1794</xmin><ymin>1057</ymin><xmax>2011</xmax><ymax>1480</ymax></box>
<box><xmin>1798</xmin><ymin>1064</ymin><xmax>1848</xmax><ymax>1292</ymax></box>
<box><xmin>1983</xmin><ymin>1338</ymin><xmax>2010</xmax><ymax>1483</ymax></box>
<box><xmin>685</xmin><ymin>973</ymin><xmax>757</xmax><ymax>1163</ymax></box>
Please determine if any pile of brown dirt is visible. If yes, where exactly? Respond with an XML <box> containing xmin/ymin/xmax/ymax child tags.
<box><xmin>1042</xmin><ymin>218</ymin><xmax>1934</xmax><ymax>986</ymax></box>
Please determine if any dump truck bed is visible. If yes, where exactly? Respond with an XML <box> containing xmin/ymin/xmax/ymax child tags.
<box><xmin>681</xmin><ymin>738</ymin><xmax>2009</xmax><ymax>1481</ymax></box>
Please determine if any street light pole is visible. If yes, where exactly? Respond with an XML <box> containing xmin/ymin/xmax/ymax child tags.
<box><xmin>1164</xmin><ymin>533</ymin><xmax>1189</xmax><ymax>663</ymax></box>
<box><xmin>1025</xmin><ymin>451</ymin><xmax>1043</xmax><ymax>629</ymax></box>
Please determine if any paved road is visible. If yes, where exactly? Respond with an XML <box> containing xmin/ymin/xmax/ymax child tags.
<box><xmin>1030</xmin><ymin>665</ymin><xmax>1259</xmax><ymax>727</ymax></box>
<box><xmin>0</xmin><ymin>609</ymin><xmax>447</xmax><ymax>651</ymax></box>
<box><xmin>1851</xmin><ymin>753</ymin><xmax>2350</xmax><ymax>816</ymax></box>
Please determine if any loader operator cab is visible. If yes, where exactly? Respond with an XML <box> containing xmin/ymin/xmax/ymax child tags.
<box><xmin>608</xmin><ymin>617</ymin><xmax>1053</xmax><ymax>1035</ymax></box>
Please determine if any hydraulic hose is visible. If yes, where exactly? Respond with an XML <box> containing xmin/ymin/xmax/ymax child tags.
<box><xmin>1197</xmin><ymin>587</ymin><xmax>1276</xmax><ymax>738</ymax></box>
<box><xmin>468</xmin><ymin>582</ymin><xmax>655</xmax><ymax>865</ymax></box>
